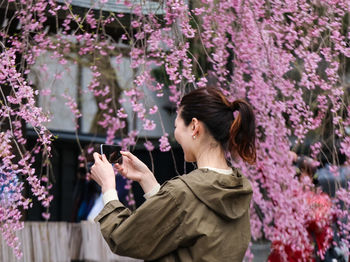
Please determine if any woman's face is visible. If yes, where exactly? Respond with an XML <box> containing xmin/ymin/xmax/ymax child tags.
<box><xmin>174</xmin><ymin>111</ymin><xmax>196</xmax><ymax>162</ymax></box>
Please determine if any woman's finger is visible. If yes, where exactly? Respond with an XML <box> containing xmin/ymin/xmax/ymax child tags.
<box><xmin>117</xmin><ymin>166</ymin><xmax>126</xmax><ymax>176</ymax></box>
<box><xmin>90</xmin><ymin>164</ymin><xmax>95</xmax><ymax>173</ymax></box>
<box><xmin>120</xmin><ymin>151</ymin><xmax>135</xmax><ymax>161</ymax></box>
<box><xmin>115</xmin><ymin>163</ymin><xmax>122</xmax><ymax>171</ymax></box>
<box><xmin>93</xmin><ymin>152</ymin><xmax>102</xmax><ymax>163</ymax></box>
<box><xmin>101</xmin><ymin>153</ymin><xmax>109</xmax><ymax>163</ymax></box>
<box><xmin>119</xmin><ymin>171</ymin><xmax>128</xmax><ymax>179</ymax></box>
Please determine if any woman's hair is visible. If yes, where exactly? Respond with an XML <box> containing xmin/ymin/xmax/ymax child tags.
<box><xmin>179</xmin><ymin>87</ymin><xmax>256</xmax><ymax>164</ymax></box>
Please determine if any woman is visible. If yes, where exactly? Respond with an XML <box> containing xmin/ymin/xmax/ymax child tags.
<box><xmin>91</xmin><ymin>87</ymin><xmax>256</xmax><ymax>262</ymax></box>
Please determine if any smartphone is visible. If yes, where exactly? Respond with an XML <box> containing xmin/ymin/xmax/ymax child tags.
<box><xmin>100</xmin><ymin>144</ymin><xmax>123</xmax><ymax>164</ymax></box>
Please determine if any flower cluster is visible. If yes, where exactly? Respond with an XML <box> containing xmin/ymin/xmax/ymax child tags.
<box><xmin>1</xmin><ymin>0</ymin><xmax>350</xmax><ymax>260</ymax></box>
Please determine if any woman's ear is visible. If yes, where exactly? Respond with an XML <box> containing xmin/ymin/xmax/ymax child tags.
<box><xmin>191</xmin><ymin>118</ymin><xmax>200</xmax><ymax>136</ymax></box>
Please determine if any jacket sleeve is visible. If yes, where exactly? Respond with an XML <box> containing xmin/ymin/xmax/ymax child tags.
<box><xmin>94</xmin><ymin>181</ymin><xmax>185</xmax><ymax>260</ymax></box>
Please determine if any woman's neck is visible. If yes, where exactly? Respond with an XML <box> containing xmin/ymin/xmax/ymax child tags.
<box><xmin>195</xmin><ymin>144</ymin><xmax>230</xmax><ymax>170</ymax></box>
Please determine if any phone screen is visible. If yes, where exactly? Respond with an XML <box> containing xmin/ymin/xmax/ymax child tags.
<box><xmin>100</xmin><ymin>144</ymin><xmax>123</xmax><ymax>164</ymax></box>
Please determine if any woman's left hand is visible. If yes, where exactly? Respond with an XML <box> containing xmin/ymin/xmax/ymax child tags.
<box><xmin>91</xmin><ymin>152</ymin><xmax>116</xmax><ymax>193</ymax></box>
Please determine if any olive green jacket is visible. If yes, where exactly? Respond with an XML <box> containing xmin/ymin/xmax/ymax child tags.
<box><xmin>95</xmin><ymin>168</ymin><xmax>253</xmax><ymax>262</ymax></box>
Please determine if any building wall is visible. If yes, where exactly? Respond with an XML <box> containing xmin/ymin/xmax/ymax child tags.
<box><xmin>29</xmin><ymin>52</ymin><xmax>176</xmax><ymax>138</ymax></box>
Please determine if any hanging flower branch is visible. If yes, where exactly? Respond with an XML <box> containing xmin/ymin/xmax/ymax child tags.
<box><xmin>0</xmin><ymin>0</ymin><xmax>349</xmax><ymax>260</ymax></box>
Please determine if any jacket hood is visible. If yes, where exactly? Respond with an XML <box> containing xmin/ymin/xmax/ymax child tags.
<box><xmin>179</xmin><ymin>168</ymin><xmax>253</xmax><ymax>220</ymax></box>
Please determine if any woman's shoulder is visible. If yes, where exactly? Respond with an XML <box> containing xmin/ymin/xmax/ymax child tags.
<box><xmin>158</xmin><ymin>175</ymin><xmax>191</xmax><ymax>195</ymax></box>
<box><xmin>159</xmin><ymin>169</ymin><xmax>204</xmax><ymax>188</ymax></box>
<box><xmin>145</xmin><ymin>177</ymin><xmax>190</xmax><ymax>210</ymax></box>
<box><xmin>182</xmin><ymin>168</ymin><xmax>251</xmax><ymax>188</ymax></box>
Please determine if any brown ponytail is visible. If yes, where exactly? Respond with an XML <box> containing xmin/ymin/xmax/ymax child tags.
<box><xmin>229</xmin><ymin>100</ymin><xmax>256</xmax><ymax>164</ymax></box>
<box><xmin>179</xmin><ymin>87</ymin><xmax>256</xmax><ymax>164</ymax></box>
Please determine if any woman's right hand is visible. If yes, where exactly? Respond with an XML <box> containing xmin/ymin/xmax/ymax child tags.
<box><xmin>116</xmin><ymin>151</ymin><xmax>159</xmax><ymax>194</ymax></box>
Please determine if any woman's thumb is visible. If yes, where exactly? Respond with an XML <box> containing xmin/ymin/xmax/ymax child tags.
<box><xmin>101</xmin><ymin>154</ymin><xmax>108</xmax><ymax>162</ymax></box>
<box><xmin>121</xmin><ymin>151</ymin><xmax>134</xmax><ymax>160</ymax></box>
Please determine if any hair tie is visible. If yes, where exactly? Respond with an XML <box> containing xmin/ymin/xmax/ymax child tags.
<box><xmin>231</xmin><ymin>101</ymin><xmax>240</xmax><ymax>119</ymax></box>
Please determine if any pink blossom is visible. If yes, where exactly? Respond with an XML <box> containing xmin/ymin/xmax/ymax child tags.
<box><xmin>143</xmin><ymin>119</ymin><xmax>156</xmax><ymax>131</ymax></box>
<box><xmin>2</xmin><ymin>0</ymin><xmax>350</xmax><ymax>260</ymax></box>
<box><xmin>40</xmin><ymin>88</ymin><xmax>51</xmax><ymax>96</ymax></box>
<box><xmin>41</xmin><ymin>212</ymin><xmax>50</xmax><ymax>220</ymax></box>
<box><xmin>117</xmin><ymin>108</ymin><xmax>128</xmax><ymax>118</ymax></box>
<box><xmin>149</xmin><ymin>105</ymin><xmax>158</xmax><ymax>115</ymax></box>
<box><xmin>159</xmin><ymin>133</ymin><xmax>171</xmax><ymax>152</ymax></box>
<box><xmin>144</xmin><ymin>141</ymin><xmax>155</xmax><ymax>151</ymax></box>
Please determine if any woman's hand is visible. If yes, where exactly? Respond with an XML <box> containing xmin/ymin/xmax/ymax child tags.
<box><xmin>115</xmin><ymin>151</ymin><xmax>158</xmax><ymax>194</ymax></box>
<box><xmin>91</xmin><ymin>152</ymin><xmax>116</xmax><ymax>193</ymax></box>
